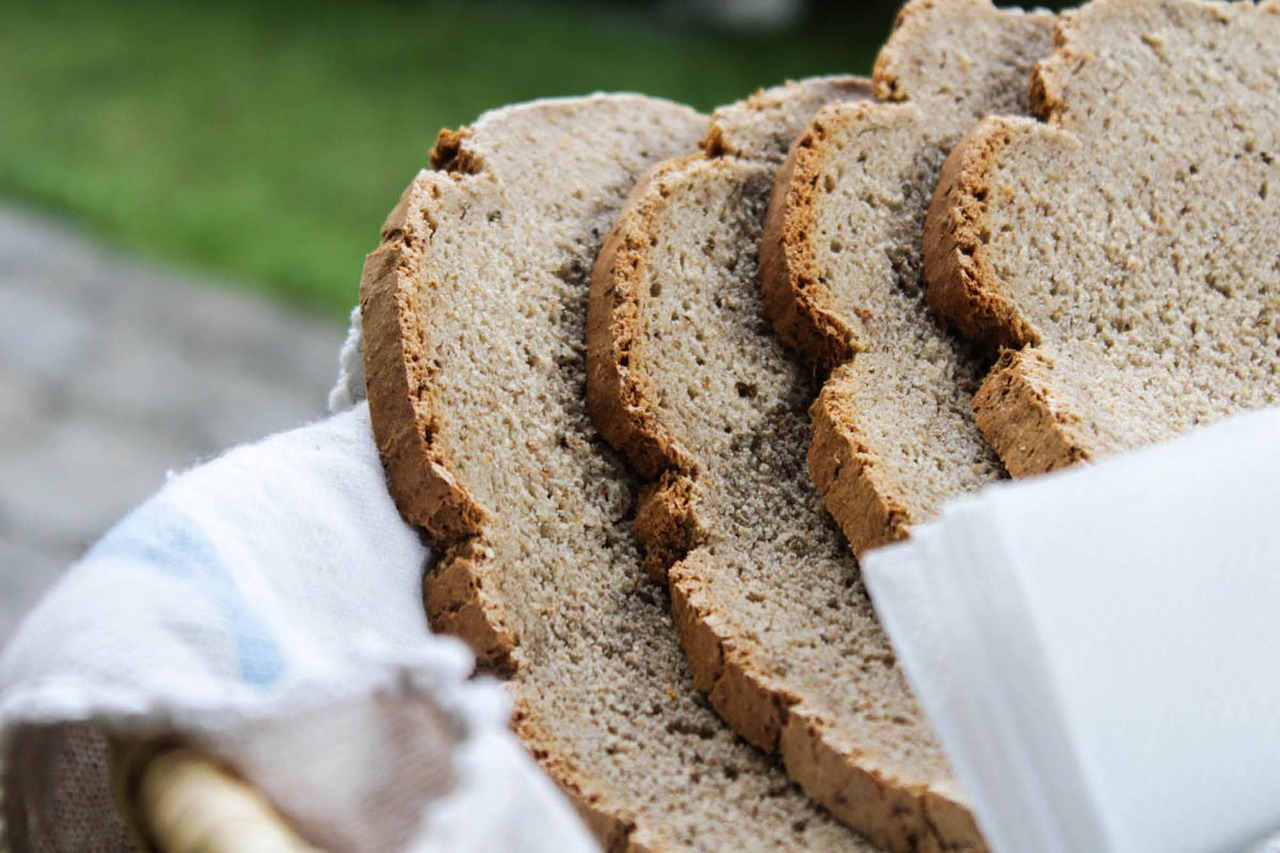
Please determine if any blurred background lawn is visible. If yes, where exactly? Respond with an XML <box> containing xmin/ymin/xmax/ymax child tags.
<box><xmin>0</xmin><ymin>0</ymin><xmax>1063</xmax><ymax>318</ymax></box>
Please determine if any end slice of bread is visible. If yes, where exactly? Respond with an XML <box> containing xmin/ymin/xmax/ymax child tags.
<box><xmin>924</xmin><ymin>0</ymin><xmax>1280</xmax><ymax>475</ymax></box>
<box><xmin>759</xmin><ymin>0</ymin><xmax>1054</xmax><ymax>556</ymax></box>
<box><xmin>589</xmin><ymin>78</ymin><xmax>980</xmax><ymax>852</ymax></box>
<box><xmin>362</xmin><ymin>94</ymin><xmax>870</xmax><ymax>851</ymax></box>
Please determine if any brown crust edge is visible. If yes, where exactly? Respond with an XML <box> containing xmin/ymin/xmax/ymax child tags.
<box><xmin>870</xmin><ymin>0</ymin><xmax>958</xmax><ymax>102</ymax></box>
<box><xmin>359</xmin><ymin>172</ymin><xmax>516</xmax><ymax>673</ymax></box>
<box><xmin>590</xmin><ymin>148</ymin><xmax>985</xmax><ymax>851</ymax></box>
<box><xmin>922</xmin><ymin>115</ymin><xmax>1043</xmax><ymax>352</ymax></box>
<box><xmin>586</xmin><ymin>160</ymin><xmax>700</xmax><ymax>484</ymax></box>
<box><xmin>972</xmin><ymin>348</ymin><xmax>1096</xmax><ymax>477</ymax></box>
<box><xmin>671</xmin><ymin>554</ymin><xmax>983</xmax><ymax>852</ymax></box>
<box><xmin>807</xmin><ymin>363</ymin><xmax>915</xmax><ymax>559</ymax></box>
<box><xmin>632</xmin><ymin>470</ymin><xmax>706</xmax><ymax>583</ymax></box>
<box><xmin>360</xmin><ymin>175</ymin><xmax>492</xmax><ymax>541</ymax></box>
<box><xmin>781</xmin><ymin>706</ymin><xmax>984</xmax><ymax>853</ymax></box>
<box><xmin>667</xmin><ymin>552</ymin><xmax>799</xmax><ymax>753</ymax></box>
<box><xmin>923</xmin><ymin>113</ymin><xmax>1108</xmax><ymax>478</ymax></box>
<box><xmin>361</xmin><ymin>153</ymin><xmax>635</xmax><ymax>848</ymax></box>
<box><xmin>760</xmin><ymin>100</ymin><xmax>940</xmax><ymax>564</ymax></box>
<box><xmin>760</xmin><ymin>104</ymin><xmax>865</xmax><ymax>376</ymax></box>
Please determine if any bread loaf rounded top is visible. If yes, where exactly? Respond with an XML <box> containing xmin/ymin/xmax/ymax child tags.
<box><xmin>361</xmin><ymin>94</ymin><xmax>867</xmax><ymax>852</ymax></box>
<box><xmin>925</xmin><ymin>0</ymin><xmax>1280</xmax><ymax>475</ymax></box>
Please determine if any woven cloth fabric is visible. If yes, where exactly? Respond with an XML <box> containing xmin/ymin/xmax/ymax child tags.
<box><xmin>0</xmin><ymin>311</ymin><xmax>596</xmax><ymax>851</ymax></box>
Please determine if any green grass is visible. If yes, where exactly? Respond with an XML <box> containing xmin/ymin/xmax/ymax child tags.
<box><xmin>0</xmin><ymin>0</ymin><xmax>887</xmax><ymax>317</ymax></box>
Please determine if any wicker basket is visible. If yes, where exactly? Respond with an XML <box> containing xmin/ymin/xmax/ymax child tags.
<box><xmin>111</xmin><ymin>741</ymin><xmax>315</xmax><ymax>853</ymax></box>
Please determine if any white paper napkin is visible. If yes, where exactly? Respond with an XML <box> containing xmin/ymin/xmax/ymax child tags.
<box><xmin>865</xmin><ymin>407</ymin><xmax>1280</xmax><ymax>853</ymax></box>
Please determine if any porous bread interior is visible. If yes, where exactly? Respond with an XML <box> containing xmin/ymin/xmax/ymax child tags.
<box><xmin>644</xmin><ymin>153</ymin><xmax>951</xmax><ymax>808</ymax></box>
<box><xmin>944</xmin><ymin>0</ymin><xmax>1280</xmax><ymax>459</ymax></box>
<box><xmin>598</xmin><ymin>79</ymin><xmax>970</xmax><ymax>851</ymax></box>
<box><xmin>872</xmin><ymin>0</ymin><xmax>1054</xmax><ymax>114</ymax></box>
<box><xmin>795</xmin><ymin>105</ymin><xmax>1005</xmax><ymax>539</ymax></box>
<box><xmin>376</xmin><ymin>97</ymin><xmax>859</xmax><ymax>851</ymax></box>
<box><xmin>703</xmin><ymin>75</ymin><xmax>869</xmax><ymax>165</ymax></box>
<box><xmin>771</xmin><ymin>0</ymin><xmax>1053</xmax><ymax>549</ymax></box>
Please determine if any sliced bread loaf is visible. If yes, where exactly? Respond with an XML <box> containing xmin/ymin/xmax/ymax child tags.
<box><xmin>924</xmin><ymin>0</ymin><xmax>1280</xmax><ymax>476</ymax></box>
<box><xmin>759</xmin><ymin>0</ymin><xmax>1054</xmax><ymax>556</ymax></box>
<box><xmin>361</xmin><ymin>95</ymin><xmax>870</xmax><ymax>851</ymax></box>
<box><xmin>588</xmin><ymin>80</ymin><xmax>980</xmax><ymax>852</ymax></box>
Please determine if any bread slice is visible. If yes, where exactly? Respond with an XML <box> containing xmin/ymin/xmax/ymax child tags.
<box><xmin>588</xmin><ymin>80</ymin><xmax>980</xmax><ymax>852</ymax></box>
<box><xmin>361</xmin><ymin>95</ymin><xmax>871</xmax><ymax>851</ymax></box>
<box><xmin>759</xmin><ymin>0</ymin><xmax>1054</xmax><ymax>557</ymax></box>
<box><xmin>924</xmin><ymin>0</ymin><xmax>1280</xmax><ymax>476</ymax></box>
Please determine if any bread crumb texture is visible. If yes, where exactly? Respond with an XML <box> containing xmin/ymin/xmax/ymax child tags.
<box><xmin>761</xmin><ymin>0</ymin><xmax>1054</xmax><ymax>556</ymax></box>
<box><xmin>925</xmin><ymin>0</ymin><xmax>1280</xmax><ymax>475</ymax></box>
<box><xmin>589</xmin><ymin>78</ymin><xmax>982</xmax><ymax>852</ymax></box>
<box><xmin>361</xmin><ymin>95</ymin><xmax>870</xmax><ymax>851</ymax></box>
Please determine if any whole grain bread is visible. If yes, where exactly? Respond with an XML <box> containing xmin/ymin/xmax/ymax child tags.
<box><xmin>924</xmin><ymin>0</ymin><xmax>1280</xmax><ymax>476</ymax></box>
<box><xmin>759</xmin><ymin>0</ymin><xmax>1054</xmax><ymax>557</ymax></box>
<box><xmin>588</xmin><ymin>80</ymin><xmax>979</xmax><ymax>852</ymax></box>
<box><xmin>361</xmin><ymin>95</ymin><xmax>870</xmax><ymax>852</ymax></box>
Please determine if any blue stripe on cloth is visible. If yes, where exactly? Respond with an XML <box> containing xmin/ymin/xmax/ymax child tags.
<box><xmin>86</xmin><ymin>501</ymin><xmax>286</xmax><ymax>688</ymax></box>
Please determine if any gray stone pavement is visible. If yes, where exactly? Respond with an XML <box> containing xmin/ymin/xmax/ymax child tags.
<box><xmin>0</xmin><ymin>205</ymin><xmax>348</xmax><ymax>644</ymax></box>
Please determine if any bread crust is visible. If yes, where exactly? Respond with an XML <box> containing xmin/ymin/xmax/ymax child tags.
<box><xmin>631</xmin><ymin>470</ymin><xmax>706</xmax><ymax>582</ymax></box>
<box><xmin>586</xmin><ymin>161</ymin><xmax>699</xmax><ymax>484</ymax></box>
<box><xmin>675</xmin><ymin>547</ymin><xmax>981</xmax><ymax>853</ymax></box>
<box><xmin>971</xmin><ymin>348</ymin><xmax>1097</xmax><ymax>476</ymax></box>
<box><xmin>586</xmin><ymin>161</ymin><xmax>713</xmax><ymax>588</ymax></box>
<box><xmin>873</xmin><ymin>0</ymin><xmax>993</xmax><ymax>101</ymax></box>
<box><xmin>361</xmin><ymin>174</ymin><xmax>494</xmax><ymax>541</ymax></box>
<box><xmin>922</xmin><ymin>117</ymin><xmax>1044</xmax><ymax>354</ymax></box>
<box><xmin>667</xmin><ymin>551</ymin><xmax>798</xmax><ymax>752</ymax></box>
<box><xmin>360</xmin><ymin>172</ymin><xmax>516</xmax><ymax>670</ymax></box>
<box><xmin>807</xmin><ymin>362</ymin><xmax>915</xmax><ymax>554</ymax></box>
<box><xmin>759</xmin><ymin>105</ymin><xmax>868</xmax><ymax>376</ymax></box>
<box><xmin>778</xmin><ymin>709</ymin><xmax>981</xmax><ymax>853</ymax></box>
<box><xmin>922</xmin><ymin>117</ymin><xmax>1103</xmax><ymax>476</ymax></box>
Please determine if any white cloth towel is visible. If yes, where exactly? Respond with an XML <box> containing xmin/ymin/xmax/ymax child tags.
<box><xmin>865</xmin><ymin>407</ymin><xmax>1280</xmax><ymax>853</ymax></box>
<box><xmin>0</xmin><ymin>309</ymin><xmax>596</xmax><ymax>851</ymax></box>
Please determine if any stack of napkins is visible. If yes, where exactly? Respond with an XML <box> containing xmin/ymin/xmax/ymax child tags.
<box><xmin>865</xmin><ymin>407</ymin><xmax>1280</xmax><ymax>852</ymax></box>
